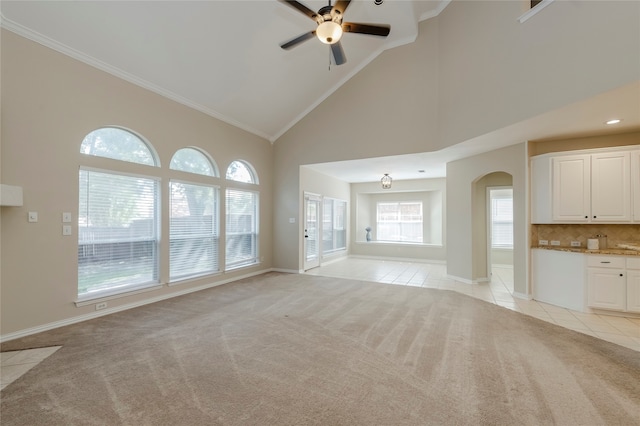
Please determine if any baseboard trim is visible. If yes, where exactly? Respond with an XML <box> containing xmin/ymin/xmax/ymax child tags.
<box><xmin>349</xmin><ymin>254</ymin><xmax>446</xmax><ymax>265</ymax></box>
<box><xmin>271</xmin><ymin>268</ymin><xmax>299</xmax><ymax>274</ymax></box>
<box><xmin>446</xmin><ymin>274</ymin><xmax>474</xmax><ymax>285</ymax></box>
<box><xmin>1</xmin><ymin>268</ymin><xmax>272</xmax><ymax>343</ymax></box>
<box><xmin>512</xmin><ymin>291</ymin><xmax>531</xmax><ymax>300</ymax></box>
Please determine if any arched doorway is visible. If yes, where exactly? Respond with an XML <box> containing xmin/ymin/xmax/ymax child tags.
<box><xmin>472</xmin><ymin>172</ymin><xmax>513</xmax><ymax>291</ymax></box>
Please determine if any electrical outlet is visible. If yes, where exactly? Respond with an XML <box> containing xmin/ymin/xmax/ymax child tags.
<box><xmin>538</xmin><ymin>240</ymin><xmax>548</xmax><ymax>246</ymax></box>
<box><xmin>570</xmin><ymin>241</ymin><xmax>581</xmax><ymax>247</ymax></box>
<box><xmin>550</xmin><ymin>240</ymin><xmax>561</xmax><ymax>246</ymax></box>
<box><xmin>95</xmin><ymin>302</ymin><xmax>107</xmax><ymax>311</ymax></box>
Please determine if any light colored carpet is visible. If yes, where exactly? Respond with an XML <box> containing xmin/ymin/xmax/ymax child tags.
<box><xmin>1</xmin><ymin>272</ymin><xmax>639</xmax><ymax>425</ymax></box>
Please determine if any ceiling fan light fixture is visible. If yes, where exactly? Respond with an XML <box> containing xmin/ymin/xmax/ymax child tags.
<box><xmin>316</xmin><ymin>21</ymin><xmax>343</xmax><ymax>44</ymax></box>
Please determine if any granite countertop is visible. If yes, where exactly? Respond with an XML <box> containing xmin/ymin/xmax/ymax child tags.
<box><xmin>532</xmin><ymin>246</ymin><xmax>640</xmax><ymax>256</ymax></box>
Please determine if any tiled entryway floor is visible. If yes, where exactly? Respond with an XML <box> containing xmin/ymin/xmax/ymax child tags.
<box><xmin>1</xmin><ymin>346</ymin><xmax>61</xmax><ymax>390</ymax></box>
<box><xmin>305</xmin><ymin>257</ymin><xmax>640</xmax><ymax>352</ymax></box>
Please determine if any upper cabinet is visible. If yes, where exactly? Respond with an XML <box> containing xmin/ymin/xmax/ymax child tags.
<box><xmin>633</xmin><ymin>150</ymin><xmax>640</xmax><ymax>222</ymax></box>
<box><xmin>531</xmin><ymin>146</ymin><xmax>638</xmax><ymax>224</ymax></box>
<box><xmin>590</xmin><ymin>151</ymin><xmax>631</xmax><ymax>222</ymax></box>
<box><xmin>552</xmin><ymin>154</ymin><xmax>591</xmax><ymax>222</ymax></box>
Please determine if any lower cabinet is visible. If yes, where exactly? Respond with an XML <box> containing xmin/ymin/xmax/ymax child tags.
<box><xmin>626</xmin><ymin>258</ymin><xmax>640</xmax><ymax>313</ymax></box>
<box><xmin>587</xmin><ymin>255</ymin><xmax>640</xmax><ymax>312</ymax></box>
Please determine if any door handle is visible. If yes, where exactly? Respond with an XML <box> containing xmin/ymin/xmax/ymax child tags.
<box><xmin>304</xmin><ymin>229</ymin><xmax>309</xmax><ymax>238</ymax></box>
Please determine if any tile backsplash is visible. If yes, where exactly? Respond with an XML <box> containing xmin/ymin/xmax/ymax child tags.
<box><xmin>531</xmin><ymin>224</ymin><xmax>640</xmax><ymax>248</ymax></box>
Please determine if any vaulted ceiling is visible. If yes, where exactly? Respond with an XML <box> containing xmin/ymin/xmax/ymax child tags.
<box><xmin>1</xmin><ymin>0</ymin><xmax>447</xmax><ymax>142</ymax></box>
<box><xmin>2</xmin><ymin>1</ymin><xmax>638</xmax><ymax>183</ymax></box>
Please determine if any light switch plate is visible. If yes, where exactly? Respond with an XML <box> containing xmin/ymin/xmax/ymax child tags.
<box><xmin>62</xmin><ymin>225</ymin><xmax>72</xmax><ymax>236</ymax></box>
<box><xmin>28</xmin><ymin>211</ymin><xmax>38</xmax><ymax>222</ymax></box>
<box><xmin>62</xmin><ymin>212</ymin><xmax>72</xmax><ymax>223</ymax></box>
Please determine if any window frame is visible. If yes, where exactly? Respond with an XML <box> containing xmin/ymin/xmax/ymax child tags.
<box><xmin>77</xmin><ymin>166</ymin><xmax>161</xmax><ymax>301</ymax></box>
<box><xmin>225</xmin><ymin>187</ymin><xmax>260</xmax><ymax>271</ymax></box>
<box><xmin>376</xmin><ymin>201</ymin><xmax>424</xmax><ymax>243</ymax></box>
<box><xmin>169</xmin><ymin>179</ymin><xmax>220</xmax><ymax>282</ymax></box>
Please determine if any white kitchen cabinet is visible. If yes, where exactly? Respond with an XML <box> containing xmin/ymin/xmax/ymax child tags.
<box><xmin>530</xmin><ymin>156</ymin><xmax>552</xmax><ymax>224</ymax></box>
<box><xmin>531</xmin><ymin>147</ymin><xmax>639</xmax><ymax>224</ymax></box>
<box><xmin>627</xmin><ymin>257</ymin><xmax>640</xmax><ymax>313</ymax></box>
<box><xmin>552</xmin><ymin>154</ymin><xmax>591</xmax><ymax>222</ymax></box>
<box><xmin>587</xmin><ymin>255</ymin><xmax>631</xmax><ymax>311</ymax></box>
<box><xmin>590</xmin><ymin>151</ymin><xmax>631</xmax><ymax>222</ymax></box>
<box><xmin>633</xmin><ymin>150</ymin><xmax>640</xmax><ymax>222</ymax></box>
<box><xmin>532</xmin><ymin>249</ymin><xmax>586</xmax><ymax>312</ymax></box>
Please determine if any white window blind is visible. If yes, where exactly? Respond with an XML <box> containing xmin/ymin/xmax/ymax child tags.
<box><xmin>376</xmin><ymin>202</ymin><xmax>423</xmax><ymax>243</ymax></box>
<box><xmin>78</xmin><ymin>168</ymin><xmax>159</xmax><ymax>298</ymax></box>
<box><xmin>323</xmin><ymin>198</ymin><xmax>347</xmax><ymax>254</ymax></box>
<box><xmin>491</xmin><ymin>190</ymin><xmax>513</xmax><ymax>249</ymax></box>
<box><xmin>170</xmin><ymin>181</ymin><xmax>219</xmax><ymax>281</ymax></box>
<box><xmin>226</xmin><ymin>189</ymin><xmax>259</xmax><ymax>269</ymax></box>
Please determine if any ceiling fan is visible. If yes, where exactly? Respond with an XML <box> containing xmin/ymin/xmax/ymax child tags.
<box><xmin>278</xmin><ymin>0</ymin><xmax>391</xmax><ymax>65</ymax></box>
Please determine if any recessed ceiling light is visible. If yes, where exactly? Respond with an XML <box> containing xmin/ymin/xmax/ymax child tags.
<box><xmin>605</xmin><ymin>119</ymin><xmax>622</xmax><ymax>125</ymax></box>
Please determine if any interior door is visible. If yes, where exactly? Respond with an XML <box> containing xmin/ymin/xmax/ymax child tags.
<box><xmin>304</xmin><ymin>193</ymin><xmax>321</xmax><ymax>270</ymax></box>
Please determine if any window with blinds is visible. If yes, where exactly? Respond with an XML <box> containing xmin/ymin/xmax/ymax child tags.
<box><xmin>490</xmin><ymin>189</ymin><xmax>513</xmax><ymax>249</ymax></box>
<box><xmin>226</xmin><ymin>189</ymin><xmax>259</xmax><ymax>269</ymax></box>
<box><xmin>170</xmin><ymin>182</ymin><xmax>219</xmax><ymax>281</ymax></box>
<box><xmin>169</xmin><ymin>148</ymin><xmax>219</xmax><ymax>282</ymax></box>
<box><xmin>78</xmin><ymin>168</ymin><xmax>159</xmax><ymax>298</ymax></box>
<box><xmin>376</xmin><ymin>202</ymin><xmax>423</xmax><ymax>243</ymax></box>
<box><xmin>322</xmin><ymin>198</ymin><xmax>347</xmax><ymax>254</ymax></box>
<box><xmin>78</xmin><ymin>127</ymin><xmax>160</xmax><ymax>299</ymax></box>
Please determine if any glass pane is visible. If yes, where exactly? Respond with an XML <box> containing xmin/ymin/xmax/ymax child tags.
<box><xmin>170</xmin><ymin>148</ymin><xmax>215</xmax><ymax>176</ymax></box>
<box><xmin>170</xmin><ymin>182</ymin><xmax>218</xmax><ymax>280</ymax></box>
<box><xmin>80</xmin><ymin>127</ymin><xmax>156</xmax><ymax>166</ymax></box>
<box><xmin>226</xmin><ymin>160</ymin><xmax>256</xmax><ymax>183</ymax></box>
<box><xmin>226</xmin><ymin>189</ymin><xmax>258</xmax><ymax>268</ymax></box>
<box><xmin>78</xmin><ymin>169</ymin><xmax>158</xmax><ymax>296</ymax></box>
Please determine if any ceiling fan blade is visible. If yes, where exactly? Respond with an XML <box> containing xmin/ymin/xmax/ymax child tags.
<box><xmin>331</xmin><ymin>41</ymin><xmax>346</xmax><ymax>65</ymax></box>
<box><xmin>332</xmin><ymin>0</ymin><xmax>351</xmax><ymax>17</ymax></box>
<box><xmin>280</xmin><ymin>31</ymin><xmax>316</xmax><ymax>50</ymax></box>
<box><xmin>278</xmin><ymin>0</ymin><xmax>318</xmax><ymax>21</ymax></box>
<box><xmin>342</xmin><ymin>22</ymin><xmax>391</xmax><ymax>37</ymax></box>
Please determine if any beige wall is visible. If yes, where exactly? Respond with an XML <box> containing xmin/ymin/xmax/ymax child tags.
<box><xmin>1</xmin><ymin>31</ymin><xmax>273</xmax><ymax>337</ymax></box>
<box><xmin>436</xmin><ymin>0</ymin><xmax>640</xmax><ymax>149</ymax></box>
<box><xmin>273</xmin><ymin>1</ymin><xmax>640</xmax><ymax>273</ymax></box>
<box><xmin>529</xmin><ymin>131</ymin><xmax>640</xmax><ymax>156</ymax></box>
<box><xmin>473</xmin><ymin>173</ymin><xmax>513</xmax><ymax>278</ymax></box>
<box><xmin>446</xmin><ymin>143</ymin><xmax>528</xmax><ymax>294</ymax></box>
<box><xmin>299</xmin><ymin>167</ymin><xmax>351</xmax><ymax>270</ymax></box>
<box><xmin>350</xmin><ymin>178</ymin><xmax>446</xmax><ymax>261</ymax></box>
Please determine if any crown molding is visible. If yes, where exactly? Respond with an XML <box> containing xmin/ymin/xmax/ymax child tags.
<box><xmin>0</xmin><ymin>14</ymin><xmax>272</xmax><ymax>142</ymax></box>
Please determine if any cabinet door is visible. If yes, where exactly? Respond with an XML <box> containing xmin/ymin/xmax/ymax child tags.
<box><xmin>552</xmin><ymin>155</ymin><xmax>590</xmax><ymax>222</ymax></box>
<box><xmin>530</xmin><ymin>156</ymin><xmax>552</xmax><ymax>224</ymax></box>
<box><xmin>633</xmin><ymin>151</ymin><xmax>640</xmax><ymax>222</ymax></box>
<box><xmin>587</xmin><ymin>268</ymin><xmax>626</xmax><ymax>310</ymax></box>
<box><xmin>591</xmin><ymin>151</ymin><xmax>631</xmax><ymax>222</ymax></box>
<box><xmin>627</xmin><ymin>270</ymin><xmax>640</xmax><ymax>313</ymax></box>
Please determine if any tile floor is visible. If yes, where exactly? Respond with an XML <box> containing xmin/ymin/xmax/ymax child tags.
<box><xmin>305</xmin><ymin>257</ymin><xmax>640</xmax><ymax>352</ymax></box>
<box><xmin>1</xmin><ymin>346</ymin><xmax>61</xmax><ymax>390</ymax></box>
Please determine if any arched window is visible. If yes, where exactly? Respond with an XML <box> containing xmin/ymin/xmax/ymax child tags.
<box><xmin>226</xmin><ymin>160</ymin><xmax>258</xmax><ymax>184</ymax></box>
<box><xmin>170</xmin><ymin>147</ymin><xmax>218</xmax><ymax>177</ymax></box>
<box><xmin>78</xmin><ymin>127</ymin><xmax>160</xmax><ymax>300</ymax></box>
<box><xmin>225</xmin><ymin>160</ymin><xmax>259</xmax><ymax>269</ymax></box>
<box><xmin>169</xmin><ymin>148</ymin><xmax>220</xmax><ymax>281</ymax></box>
<box><xmin>80</xmin><ymin>127</ymin><xmax>158</xmax><ymax>166</ymax></box>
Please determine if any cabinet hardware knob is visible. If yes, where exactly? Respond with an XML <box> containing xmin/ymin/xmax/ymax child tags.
<box><xmin>620</xmin><ymin>274</ymin><xmax>624</xmax><ymax>277</ymax></box>
<box><xmin>585</xmin><ymin>215</ymin><xmax>588</xmax><ymax>218</ymax></box>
